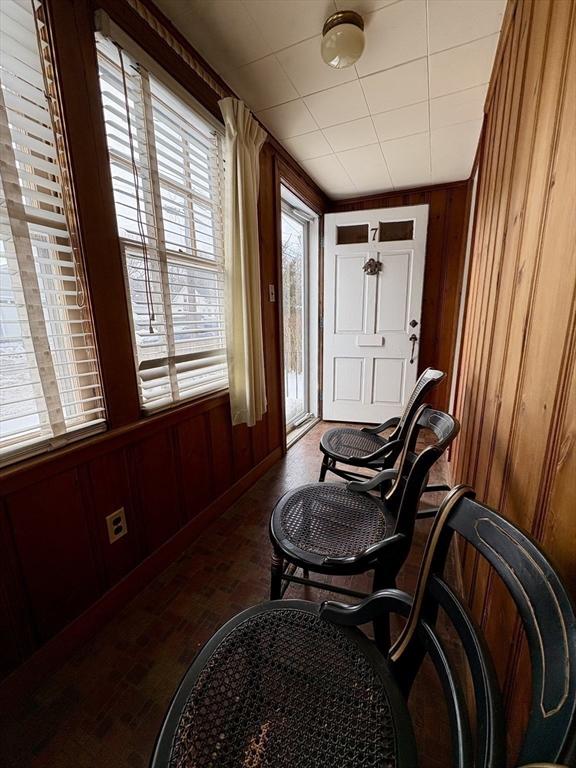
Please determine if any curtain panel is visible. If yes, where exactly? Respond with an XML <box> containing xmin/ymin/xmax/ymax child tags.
<box><xmin>218</xmin><ymin>97</ymin><xmax>267</xmax><ymax>427</ymax></box>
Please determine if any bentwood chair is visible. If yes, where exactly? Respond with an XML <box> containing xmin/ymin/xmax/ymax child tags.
<box><xmin>149</xmin><ymin>487</ymin><xmax>576</xmax><ymax>768</ymax></box>
<box><xmin>269</xmin><ymin>405</ymin><xmax>459</xmax><ymax>624</ymax></box>
<box><xmin>319</xmin><ymin>367</ymin><xmax>446</xmax><ymax>483</ymax></box>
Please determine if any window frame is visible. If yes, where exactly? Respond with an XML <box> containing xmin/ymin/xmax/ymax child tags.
<box><xmin>95</xmin><ymin>32</ymin><xmax>228</xmax><ymax>414</ymax></box>
<box><xmin>0</xmin><ymin>0</ymin><xmax>107</xmax><ymax>468</ymax></box>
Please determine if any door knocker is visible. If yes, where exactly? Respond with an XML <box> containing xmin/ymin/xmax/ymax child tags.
<box><xmin>363</xmin><ymin>258</ymin><xmax>382</xmax><ymax>276</ymax></box>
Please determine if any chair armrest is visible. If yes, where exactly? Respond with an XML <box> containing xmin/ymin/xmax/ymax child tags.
<box><xmin>361</xmin><ymin>416</ymin><xmax>401</xmax><ymax>435</ymax></box>
<box><xmin>347</xmin><ymin>438</ymin><xmax>403</xmax><ymax>464</ymax></box>
<box><xmin>347</xmin><ymin>468</ymin><xmax>397</xmax><ymax>493</ymax></box>
<box><xmin>322</xmin><ymin>533</ymin><xmax>406</xmax><ymax>566</ymax></box>
<box><xmin>320</xmin><ymin>588</ymin><xmax>413</xmax><ymax>626</ymax></box>
<box><xmin>423</xmin><ymin>483</ymin><xmax>451</xmax><ymax>493</ymax></box>
<box><xmin>416</xmin><ymin>507</ymin><xmax>439</xmax><ymax>520</ymax></box>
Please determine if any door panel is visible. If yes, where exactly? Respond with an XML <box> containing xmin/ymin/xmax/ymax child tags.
<box><xmin>376</xmin><ymin>251</ymin><xmax>411</xmax><ymax>332</ymax></box>
<box><xmin>323</xmin><ymin>205</ymin><xmax>428</xmax><ymax>422</ymax></box>
<box><xmin>372</xmin><ymin>358</ymin><xmax>405</xmax><ymax>404</ymax></box>
<box><xmin>333</xmin><ymin>357</ymin><xmax>364</xmax><ymax>401</ymax></box>
<box><xmin>334</xmin><ymin>253</ymin><xmax>367</xmax><ymax>332</ymax></box>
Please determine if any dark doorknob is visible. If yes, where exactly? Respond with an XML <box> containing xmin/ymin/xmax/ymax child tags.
<box><xmin>409</xmin><ymin>333</ymin><xmax>418</xmax><ymax>364</ymax></box>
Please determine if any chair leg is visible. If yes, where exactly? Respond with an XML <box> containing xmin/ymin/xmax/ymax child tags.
<box><xmin>319</xmin><ymin>455</ymin><xmax>330</xmax><ymax>482</ymax></box>
<box><xmin>372</xmin><ymin>568</ymin><xmax>395</xmax><ymax>653</ymax></box>
<box><xmin>270</xmin><ymin>549</ymin><xmax>284</xmax><ymax>599</ymax></box>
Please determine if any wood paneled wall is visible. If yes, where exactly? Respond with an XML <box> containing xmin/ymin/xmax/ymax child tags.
<box><xmin>0</xmin><ymin>0</ymin><xmax>320</xmax><ymax>685</ymax></box>
<box><xmin>452</xmin><ymin>0</ymin><xmax>576</xmax><ymax>758</ymax></box>
<box><xmin>330</xmin><ymin>181</ymin><xmax>472</xmax><ymax>411</ymax></box>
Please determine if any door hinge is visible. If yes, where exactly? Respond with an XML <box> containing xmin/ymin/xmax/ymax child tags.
<box><xmin>318</xmin><ymin>390</ymin><xmax>323</xmax><ymax>402</ymax></box>
<box><xmin>319</xmin><ymin>316</ymin><xmax>324</xmax><ymax>330</ymax></box>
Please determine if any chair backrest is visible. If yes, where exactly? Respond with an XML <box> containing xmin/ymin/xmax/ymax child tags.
<box><xmin>391</xmin><ymin>368</ymin><xmax>446</xmax><ymax>441</ymax></box>
<box><xmin>389</xmin><ymin>486</ymin><xmax>576</xmax><ymax>768</ymax></box>
<box><xmin>385</xmin><ymin>405</ymin><xmax>460</xmax><ymax>539</ymax></box>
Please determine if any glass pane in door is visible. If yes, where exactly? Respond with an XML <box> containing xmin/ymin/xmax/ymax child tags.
<box><xmin>281</xmin><ymin>210</ymin><xmax>307</xmax><ymax>428</ymax></box>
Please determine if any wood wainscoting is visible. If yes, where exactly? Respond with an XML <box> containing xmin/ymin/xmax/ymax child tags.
<box><xmin>329</xmin><ymin>180</ymin><xmax>472</xmax><ymax>412</ymax></box>
<box><xmin>452</xmin><ymin>0</ymin><xmax>575</xmax><ymax>759</ymax></box>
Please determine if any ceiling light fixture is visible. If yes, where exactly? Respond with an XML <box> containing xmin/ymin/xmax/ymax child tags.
<box><xmin>321</xmin><ymin>10</ymin><xmax>365</xmax><ymax>69</ymax></box>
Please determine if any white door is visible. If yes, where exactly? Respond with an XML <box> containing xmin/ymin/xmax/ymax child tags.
<box><xmin>323</xmin><ymin>205</ymin><xmax>428</xmax><ymax>422</ymax></box>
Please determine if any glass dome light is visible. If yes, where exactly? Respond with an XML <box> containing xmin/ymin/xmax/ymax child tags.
<box><xmin>321</xmin><ymin>10</ymin><xmax>365</xmax><ymax>69</ymax></box>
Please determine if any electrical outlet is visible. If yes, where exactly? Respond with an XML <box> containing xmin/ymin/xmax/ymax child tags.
<box><xmin>106</xmin><ymin>507</ymin><xmax>127</xmax><ymax>544</ymax></box>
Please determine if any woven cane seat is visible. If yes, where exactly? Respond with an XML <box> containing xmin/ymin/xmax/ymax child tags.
<box><xmin>165</xmin><ymin>606</ymin><xmax>399</xmax><ymax>768</ymax></box>
<box><xmin>320</xmin><ymin>427</ymin><xmax>389</xmax><ymax>464</ymax></box>
<box><xmin>272</xmin><ymin>483</ymin><xmax>395</xmax><ymax>561</ymax></box>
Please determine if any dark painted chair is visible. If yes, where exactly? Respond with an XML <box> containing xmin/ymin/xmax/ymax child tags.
<box><xmin>149</xmin><ymin>487</ymin><xmax>576</xmax><ymax>768</ymax></box>
<box><xmin>269</xmin><ymin>405</ymin><xmax>459</xmax><ymax>622</ymax></box>
<box><xmin>318</xmin><ymin>366</ymin><xmax>446</xmax><ymax>483</ymax></box>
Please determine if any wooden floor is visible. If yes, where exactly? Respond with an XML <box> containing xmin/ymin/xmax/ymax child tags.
<box><xmin>0</xmin><ymin>421</ymin><xmax>456</xmax><ymax>768</ymax></box>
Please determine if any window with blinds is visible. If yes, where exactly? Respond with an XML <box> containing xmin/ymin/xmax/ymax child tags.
<box><xmin>0</xmin><ymin>0</ymin><xmax>105</xmax><ymax>466</ymax></box>
<box><xmin>96</xmin><ymin>38</ymin><xmax>227</xmax><ymax>412</ymax></box>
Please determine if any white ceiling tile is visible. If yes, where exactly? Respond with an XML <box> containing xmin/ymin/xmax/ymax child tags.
<box><xmin>431</xmin><ymin>119</ymin><xmax>483</xmax><ymax>181</ymax></box>
<box><xmin>257</xmin><ymin>100</ymin><xmax>317</xmax><ymax>139</ymax></box>
<box><xmin>323</xmin><ymin>116</ymin><xmax>377</xmax><ymax>152</ymax></box>
<box><xmin>232</xmin><ymin>56</ymin><xmax>299</xmax><ymax>111</ymax></box>
<box><xmin>282</xmin><ymin>131</ymin><xmax>333</xmax><ymax>161</ymax></box>
<box><xmin>276</xmin><ymin>36</ymin><xmax>357</xmax><ymax>97</ymax></box>
<box><xmin>244</xmin><ymin>0</ymin><xmax>335</xmax><ymax>52</ymax></box>
<box><xmin>430</xmin><ymin>85</ymin><xmax>487</xmax><ymax>130</ymax></box>
<box><xmin>429</xmin><ymin>34</ymin><xmax>499</xmax><ymax>98</ymax></box>
<box><xmin>428</xmin><ymin>0</ymin><xmax>507</xmax><ymax>54</ymax></box>
<box><xmin>304</xmin><ymin>81</ymin><xmax>369</xmax><ymax>128</ymax></box>
<box><xmin>335</xmin><ymin>0</ymin><xmax>398</xmax><ymax>12</ymax></box>
<box><xmin>156</xmin><ymin>0</ymin><xmax>273</xmax><ymax>70</ymax></box>
<box><xmin>337</xmin><ymin>144</ymin><xmax>393</xmax><ymax>192</ymax></box>
<box><xmin>381</xmin><ymin>132</ymin><xmax>430</xmax><ymax>188</ymax></box>
<box><xmin>361</xmin><ymin>57</ymin><xmax>428</xmax><ymax>114</ymax></box>
<box><xmin>301</xmin><ymin>155</ymin><xmax>358</xmax><ymax>196</ymax></box>
<box><xmin>355</xmin><ymin>0</ymin><xmax>427</xmax><ymax>77</ymax></box>
<box><xmin>372</xmin><ymin>101</ymin><xmax>429</xmax><ymax>142</ymax></box>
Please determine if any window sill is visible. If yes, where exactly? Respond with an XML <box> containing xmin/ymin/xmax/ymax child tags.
<box><xmin>0</xmin><ymin>388</ymin><xmax>231</xmax><ymax>493</ymax></box>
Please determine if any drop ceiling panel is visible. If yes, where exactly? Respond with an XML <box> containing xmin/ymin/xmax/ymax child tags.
<box><xmin>430</xmin><ymin>85</ymin><xmax>488</xmax><ymax>130</ymax></box>
<box><xmin>429</xmin><ymin>34</ymin><xmax>500</xmax><ymax>98</ymax></box>
<box><xmin>230</xmin><ymin>56</ymin><xmax>299</xmax><ymax>110</ymax></box>
<box><xmin>355</xmin><ymin>0</ymin><xmax>427</xmax><ymax>78</ymax></box>
<box><xmin>282</xmin><ymin>131</ymin><xmax>333</xmax><ymax>161</ymax></box>
<box><xmin>256</xmin><ymin>100</ymin><xmax>317</xmax><ymax>139</ymax></box>
<box><xmin>361</xmin><ymin>58</ymin><xmax>429</xmax><ymax>115</ymax></box>
<box><xmin>372</xmin><ymin>101</ymin><xmax>429</xmax><ymax>143</ymax></box>
<box><xmin>428</xmin><ymin>0</ymin><xmax>507</xmax><ymax>54</ymax></box>
<box><xmin>301</xmin><ymin>154</ymin><xmax>357</xmax><ymax>197</ymax></box>
<box><xmin>381</xmin><ymin>132</ymin><xmax>431</xmax><ymax>189</ymax></box>
<box><xmin>323</xmin><ymin>116</ymin><xmax>377</xmax><ymax>152</ymax></box>
<box><xmin>276</xmin><ymin>36</ymin><xmax>357</xmax><ymax>96</ymax></box>
<box><xmin>153</xmin><ymin>0</ymin><xmax>506</xmax><ymax>198</ymax></box>
<box><xmin>337</xmin><ymin>143</ymin><xmax>393</xmax><ymax>192</ymax></box>
<box><xmin>431</xmin><ymin>119</ymin><xmax>483</xmax><ymax>182</ymax></box>
<box><xmin>243</xmin><ymin>0</ymin><xmax>335</xmax><ymax>52</ymax></box>
<box><xmin>304</xmin><ymin>80</ymin><xmax>369</xmax><ymax>128</ymax></box>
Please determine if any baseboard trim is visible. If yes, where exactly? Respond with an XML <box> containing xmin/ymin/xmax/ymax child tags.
<box><xmin>0</xmin><ymin>446</ymin><xmax>281</xmax><ymax>709</ymax></box>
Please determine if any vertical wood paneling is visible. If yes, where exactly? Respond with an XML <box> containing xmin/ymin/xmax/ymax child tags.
<box><xmin>329</xmin><ymin>181</ymin><xmax>471</xmax><ymax>410</ymax></box>
<box><xmin>129</xmin><ymin>431</ymin><xmax>182</xmax><ymax>552</ymax></box>
<box><xmin>453</xmin><ymin>0</ymin><xmax>576</xmax><ymax>759</ymax></box>
<box><xmin>7</xmin><ymin>471</ymin><xmax>101</xmax><ymax>642</ymax></box>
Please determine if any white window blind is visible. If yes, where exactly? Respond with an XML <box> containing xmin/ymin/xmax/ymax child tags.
<box><xmin>0</xmin><ymin>0</ymin><xmax>105</xmax><ymax>467</ymax></box>
<box><xmin>96</xmin><ymin>37</ymin><xmax>227</xmax><ymax>412</ymax></box>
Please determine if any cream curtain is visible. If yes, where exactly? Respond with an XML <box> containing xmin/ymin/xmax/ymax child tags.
<box><xmin>219</xmin><ymin>97</ymin><xmax>268</xmax><ymax>427</ymax></box>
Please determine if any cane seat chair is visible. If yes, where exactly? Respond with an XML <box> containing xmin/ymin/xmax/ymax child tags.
<box><xmin>319</xmin><ymin>367</ymin><xmax>445</xmax><ymax>483</ymax></box>
<box><xmin>149</xmin><ymin>487</ymin><xmax>576</xmax><ymax>768</ymax></box>
<box><xmin>269</xmin><ymin>405</ymin><xmax>459</xmax><ymax>614</ymax></box>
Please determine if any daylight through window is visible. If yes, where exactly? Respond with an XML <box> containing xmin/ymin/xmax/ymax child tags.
<box><xmin>0</xmin><ymin>0</ymin><xmax>105</xmax><ymax>466</ymax></box>
<box><xmin>96</xmin><ymin>38</ymin><xmax>227</xmax><ymax>412</ymax></box>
